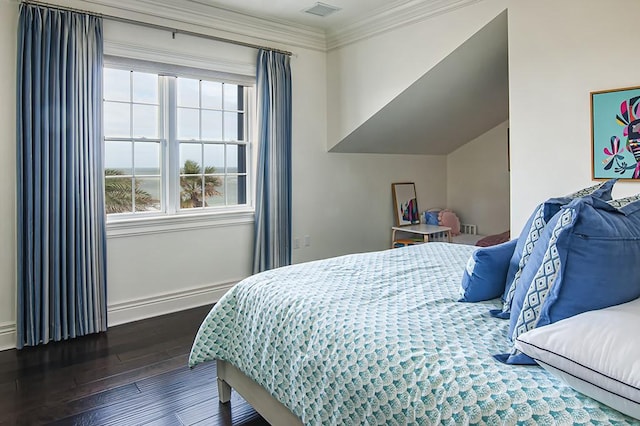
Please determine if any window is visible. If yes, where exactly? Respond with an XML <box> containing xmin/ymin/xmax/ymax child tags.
<box><xmin>103</xmin><ymin>65</ymin><xmax>250</xmax><ymax>218</ymax></box>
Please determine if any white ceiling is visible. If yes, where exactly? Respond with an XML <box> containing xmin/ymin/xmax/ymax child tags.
<box><xmin>190</xmin><ymin>0</ymin><xmax>445</xmax><ymax>31</ymax></box>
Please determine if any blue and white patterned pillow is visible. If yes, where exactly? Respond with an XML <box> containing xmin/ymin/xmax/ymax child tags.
<box><xmin>496</xmin><ymin>194</ymin><xmax>640</xmax><ymax>364</ymax></box>
<box><xmin>490</xmin><ymin>179</ymin><xmax>617</xmax><ymax>320</ymax></box>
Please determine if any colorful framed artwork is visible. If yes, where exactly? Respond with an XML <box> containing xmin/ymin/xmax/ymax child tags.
<box><xmin>591</xmin><ymin>86</ymin><xmax>640</xmax><ymax>180</ymax></box>
<box><xmin>391</xmin><ymin>182</ymin><xmax>419</xmax><ymax>226</ymax></box>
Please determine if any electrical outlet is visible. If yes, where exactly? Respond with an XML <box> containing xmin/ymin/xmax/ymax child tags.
<box><xmin>304</xmin><ymin>235</ymin><xmax>311</xmax><ymax>247</ymax></box>
<box><xmin>294</xmin><ymin>238</ymin><xmax>300</xmax><ymax>249</ymax></box>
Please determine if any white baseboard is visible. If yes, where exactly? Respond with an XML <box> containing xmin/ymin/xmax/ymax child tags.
<box><xmin>0</xmin><ymin>322</ymin><xmax>16</xmax><ymax>352</ymax></box>
<box><xmin>107</xmin><ymin>280</ymin><xmax>237</xmax><ymax>327</ymax></box>
<box><xmin>0</xmin><ymin>280</ymin><xmax>239</xmax><ymax>351</ymax></box>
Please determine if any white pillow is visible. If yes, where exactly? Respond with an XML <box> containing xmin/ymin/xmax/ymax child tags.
<box><xmin>514</xmin><ymin>298</ymin><xmax>640</xmax><ymax>420</ymax></box>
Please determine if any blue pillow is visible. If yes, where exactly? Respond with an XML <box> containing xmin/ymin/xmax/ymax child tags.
<box><xmin>496</xmin><ymin>194</ymin><xmax>640</xmax><ymax>365</ymax></box>
<box><xmin>424</xmin><ymin>211</ymin><xmax>440</xmax><ymax>225</ymax></box>
<box><xmin>490</xmin><ymin>179</ymin><xmax>617</xmax><ymax>320</ymax></box>
<box><xmin>459</xmin><ymin>239</ymin><xmax>517</xmax><ymax>302</ymax></box>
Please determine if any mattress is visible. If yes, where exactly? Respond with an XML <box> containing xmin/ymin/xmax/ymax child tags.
<box><xmin>189</xmin><ymin>243</ymin><xmax>635</xmax><ymax>425</ymax></box>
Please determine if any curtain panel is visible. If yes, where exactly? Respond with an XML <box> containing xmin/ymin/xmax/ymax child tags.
<box><xmin>16</xmin><ymin>4</ymin><xmax>107</xmax><ymax>348</ymax></box>
<box><xmin>253</xmin><ymin>50</ymin><xmax>292</xmax><ymax>273</ymax></box>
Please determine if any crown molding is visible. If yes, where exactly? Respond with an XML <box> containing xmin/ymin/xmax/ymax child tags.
<box><xmin>76</xmin><ymin>0</ymin><xmax>327</xmax><ymax>51</ymax></box>
<box><xmin>24</xmin><ymin>0</ymin><xmax>484</xmax><ymax>52</ymax></box>
<box><xmin>326</xmin><ymin>0</ymin><xmax>484</xmax><ymax>50</ymax></box>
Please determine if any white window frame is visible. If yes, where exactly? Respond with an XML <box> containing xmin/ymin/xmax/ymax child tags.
<box><xmin>103</xmin><ymin>57</ymin><xmax>256</xmax><ymax>237</ymax></box>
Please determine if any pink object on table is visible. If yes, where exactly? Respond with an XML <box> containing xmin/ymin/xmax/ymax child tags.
<box><xmin>438</xmin><ymin>210</ymin><xmax>461</xmax><ymax>236</ymax></box>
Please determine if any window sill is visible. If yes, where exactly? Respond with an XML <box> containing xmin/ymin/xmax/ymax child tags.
<box><xmin>106</xmin><ymin>209</ymin><xmax>255</xmax><ymax>238</ymax></box>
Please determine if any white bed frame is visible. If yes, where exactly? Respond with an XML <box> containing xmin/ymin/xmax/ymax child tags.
<box><xmin>216</xmin><ymin>359</ymin><xmax>303</xmax><ymax>425</ymax></box>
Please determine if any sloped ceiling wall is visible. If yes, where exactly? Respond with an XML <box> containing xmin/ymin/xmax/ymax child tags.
<box><xmin>330</xmin><ymin>10</ymin><xmax>508</xmax><ymax>155</ymax></box>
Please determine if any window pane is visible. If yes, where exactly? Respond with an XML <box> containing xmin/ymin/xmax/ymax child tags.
<box><xmin>225</xmin><ymin>144</ymin><xmax>237</xmax><ymax>173</ymax></box>
<box><xmin>224</xmin><ymin>112</ymin><xmax>240</xmax><ymax>141</ymax></box>
<box><xmin>202</xmin><ymin>80</ymin><xmax>222</xmax><ymax>110</ymax></box>
<box><xmin>180</xmin><ymin>175</ymin><xmax>203</xmax><ymax>209</ymax></box>
<box><xmin>177</xmin><ymin>78</ymin><xmax>199</xmax><ymax>108</ymax></box>
<box><xmin>104</xmin><ymin>141</ymin><xmax>132</xmax><ymax>175</ymax></box>
<box><xmin>205</xmin><ymin>175</ymin><xmax>224</xmax><ymax>207</ymax></box>
<box><xmin>105</xmin><ymin>175</ymin><xmax>133</xmax><ymax>214</ymax></box>
<box><xmin>223</xmin><ymin>84</ymin><xmax>239</xmax><ymax>110</ymax></box>
<box><xmin>177</xmin><ymin>108</ymin><xmax>199</xmax><ymax>140</ymax></box>
<box><xmin>202</xmin><ymin>110</ymin><xmax>222</xmax><ymax>141</ymax></box>
<box><xmin>204</xmin><ymin>144</ymin><xmax>224</xmax><ymax>172</ymax></box>
<box><xmin>104</xmin><ymin>68</ymin><xmax>130</xmax><ymax>102</ymax></box>
<box><xmin>135</xmin><ymin>177</ymin><xmax>161</xmax><ymax>212</ymax></box>
<box><xmin>134</xmin><ymin>142</ymin><xmax>160</xmax><ymax>175</ymax></box>
<box><xmin>226</xmin><ymin>176</ymin><xmax>238</xmax><ymax>205</ymax></box>
<box><xmin>180</xmin><ymin>143</ymin><xmax>202</xmax><ymax>174</ymax></box>
<box><xmin>133</xmin><ymin>104</ymin><xmax>159</xmax><ymax>138</ymax></box>
<box><xmin>132</xmin><ymin>72</ymin><xmax>158</xmax><ymax>104</ymax></box>
<box><xmin>104</xmin><ymin>102</ymin><xmax>130</xmax><ymax>137</ymax></box>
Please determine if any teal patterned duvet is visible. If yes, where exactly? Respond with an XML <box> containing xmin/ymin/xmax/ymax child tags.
<box><xmin>189</xmin><ymin>243</ymin><xmax>635</xmax><ymax>425</ymax></box>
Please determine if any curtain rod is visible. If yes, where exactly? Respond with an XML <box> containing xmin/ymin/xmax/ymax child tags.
<box><xmin>21</xmin><ymin>0</ymin><xmax>293</xmax><ymax>57</ymax></box>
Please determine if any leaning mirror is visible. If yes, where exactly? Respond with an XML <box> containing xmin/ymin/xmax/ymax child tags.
<box><xmin>391</xmin><ymin>182</ymin><xmax>419</xmax><ymax>226</ymax></box>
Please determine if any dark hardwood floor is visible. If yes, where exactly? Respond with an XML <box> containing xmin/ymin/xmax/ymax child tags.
<box><xmin>0</xmin><ymin>306</ymin><xmax>269</xmax><ymax>426</ymax></box>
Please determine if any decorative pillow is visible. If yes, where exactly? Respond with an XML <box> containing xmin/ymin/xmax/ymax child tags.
<box><xmin>423</xmin><ymin>209</ymin><xmax>441</xmax><ymax>225</ymax></box>
<box><xmin>496</xmin><ymin>194</ymin><xmax>640</xmax><ymax>364</ymax></box>
<box><xmin>438</xmin><ymin>209</ymin><xmax>461</xmax><ymax>236</ymax></box>
<box><xmin>459</xmin><ymin>239</ymin><xmax>517</xmax><ymax>302</ymax></box>
<box><xmin>490</xmin><ymin>179</ymin><xmax>617</xmax><ymax>320</ymax></box>
<box><xmin>514</xmin><ymin>298</ymin><xmax>640</xmax><ymax>420</ymax></box>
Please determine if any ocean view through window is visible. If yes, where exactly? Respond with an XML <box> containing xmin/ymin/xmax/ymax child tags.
<box><xmin>103</xmin><ymin>64</ymin><xmax>251</xmax><ymax>219</ymax></box>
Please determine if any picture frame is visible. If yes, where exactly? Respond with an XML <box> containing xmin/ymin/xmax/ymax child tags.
<box><xmin>391</xmin><ymin>182</ymin><xmax>420</xmax><ymax>226</ymax></box>
<box><xmin>591</xmin><ymin>85</ymin><xmax>640</xmax><ymax>180</ymax></box>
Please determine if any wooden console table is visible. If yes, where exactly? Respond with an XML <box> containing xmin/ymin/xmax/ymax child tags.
<box><xmin>391</xmin><ymin>224</ymin><xmax>452</xmax><ymax>248</ymax></box>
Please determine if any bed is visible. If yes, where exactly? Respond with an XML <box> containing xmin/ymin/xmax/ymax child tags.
<box><xmin>189</xmin><ymin>243</ymin><xmax>636</xmax><ymax>425</ymax></box>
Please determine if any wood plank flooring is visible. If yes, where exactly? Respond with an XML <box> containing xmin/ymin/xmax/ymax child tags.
<box><xmin>0</xmin><ymin>306</ymin><xmax>269</xmax><ymax>425</ymax></box>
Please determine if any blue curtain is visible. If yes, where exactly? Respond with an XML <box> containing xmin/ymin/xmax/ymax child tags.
<box><xmin>253</xmin><ymin>50</ymin><xmax>292</xmax><ymax>273</ymax></box>
<box><xmin>17</xmin><ymin>4</ymin><xmax>107</xmax><ymax>348</ymax></box>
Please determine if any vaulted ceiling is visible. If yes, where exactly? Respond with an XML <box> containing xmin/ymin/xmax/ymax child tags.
<box><xmin>331</xmin><ymin>11</ymin><xmax>508</xmax><ymax>155</ymax></box>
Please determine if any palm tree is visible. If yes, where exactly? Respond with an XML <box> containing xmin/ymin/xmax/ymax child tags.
<box><xmin>180</xmin><ymin>160</ymin><xmax>223</xmax><ymax>208</ymax></box>
<box><xmin>104</xmin><ymin>169</ymin><xmax>156</xmax><ymax>214</ymax></box>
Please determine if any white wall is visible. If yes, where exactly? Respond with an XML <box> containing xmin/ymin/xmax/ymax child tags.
<box><xmin>106</xmin><ymin>224</ymin><xmax>253</xmax><ymax>326</ymax></box>
<box><xmin>326</xmin><ymin>0</ymin><xmax>508</xmax><ymax>150</ymax></box>
<box><xmin>292</xmin><ymin>151</ymin><xmax>447</xmax><ymax>262</ymax></box>
<box><xmin>509</xmin><ymin>0</ymin><xmax>640</xmax><ymax>233</ymax></box>
<box><xmin>0</xmin><ymin>0</ymin><xmax>448</xmax><ymax>349</ymax></box>
<box><xmin>446</xmin><ymin>121</ymin><xmax>510</xmax><ymax>235</ymax></box>
<box><xmin>0</xmin><ymin>0</ymin><xmax>18</xmax><ymax>350</ymax></box>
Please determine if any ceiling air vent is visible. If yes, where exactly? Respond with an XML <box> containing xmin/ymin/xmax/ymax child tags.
<box><xmin>303</xmin><ymin>2</ymin><xmax>341</xmax><ymax>17</ymax></box>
